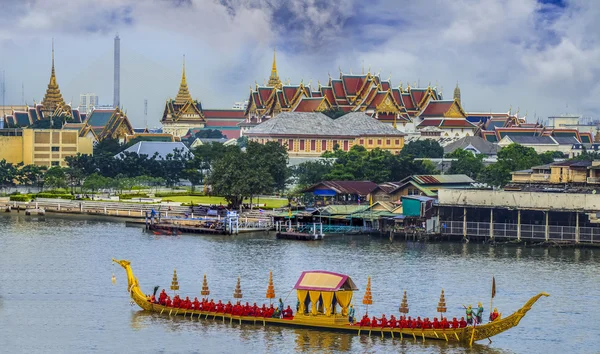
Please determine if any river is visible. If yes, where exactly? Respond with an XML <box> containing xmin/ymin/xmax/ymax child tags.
<box><xmin>0</xmin><ymin>213</ymin><xmax>598</xmax><ymax>353</ymax></box>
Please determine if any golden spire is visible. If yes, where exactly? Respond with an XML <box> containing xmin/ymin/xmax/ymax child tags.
<box><xmin>41</xmin><ymin>38</ymin><xmax>66</xmax><ymax>116</ymax></box>
<box><xmin>453</xmin><ymin>81</ymin><xmax>461</xmax><ymax>106</ymax></box>
<box><xmin>267</xmin><ymin>47</ymin><xmax>282</xmax><ymax>89</ymax></box>
<box><xmin>174</xmin><ymin>55</ymin><xmax>193</xmax><ymax>105</ymax></box>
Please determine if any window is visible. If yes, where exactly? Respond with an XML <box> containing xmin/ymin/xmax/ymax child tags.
<box><xmin>395</xmin><ymin>139</ymin><xmax>400</xmax><ymax>145</ymax></box>
<box><xmin>51</xmin><ymin>161</ymin><xmax>59</xmax><ymax>166</ymax></box>
<box><xmin>360</xmin><ymin>139</ymin><xmax>364</xmax><ymax>145</ymax></box>
<box><xmin>368</xmin><ymin>139</ymin><xmax>373</xmax><ymax>145</ymax></box>
<box><xmin>51</xmin><ymin>146</ymin><xmax>60</xmax><ymax>152</ymax></box>
<box><xmin>377</xmin><ymin>139</ymin><xmax>382</xmax><ymax>145</ymax></box>
<box><xmin>299</xmin><ymin>140</ymin><xmax>305</xmax><ymax>151</ymax></box>
<box><xmin>386</xmin><ymin>139</ymin><xmax>391</xmax><ymax>145</ymax></box>
<box><xmin>310</xmin><ymin>140</ymin><xmax>316</xmax><ymax>151</ymax></box>
<box><xmin>343</xmin><ymin>141</ymin><xmax>349</xmax><ymax>151</ymax></box>
<box><xmin>288</xmin><ymin>139</ymin><xmax>294</xmax><ymax>151</ymax></box>
<box><xmin>322</xmin><ymin>140</ymin><xmax>327</xmax><ymax>151</ymax></box>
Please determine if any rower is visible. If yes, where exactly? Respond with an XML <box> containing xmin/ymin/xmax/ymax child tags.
<box><xmin>389</xmin><ymin>315</ymin><xmax>397</xmax><ymax>328</ymax></box>
<box><xmin>184</xmin><ymin>296</ymin><xmax>191</xmax><ymax>309</ymax></box>
<box><xmin>432</xmin><ymin>317</ymin><xmax>440</xmax><ymax>329</ymax></box>
<box><xmin>415</xmin><ymin>316</ymin><xmax>423</xmax><ymax>329</ymax></box>
<box><xmin>459</xmin><ymin>317</ymin><xmax>467</xmax><ymax>328</ymax></box>
<box><xmin>360</xmin><ymin>314</ymin><xmax>370</xmax><ymax>327</ymax></box>
<box><xmin>159</xmin><ymin>289</ymin><xmax>167</xmax><ymax>305</ymax></box>
<box><xmin>282</xmin><ymin>305</ymin><xmax>294</xmax><ymax>319</ymax></box>
<box><xmin>371</xmin><ymin>316</ymin><xmax>379</xmax><ymax>327</ymax></box>
<box><xmin>441</xmin><ymin>317</ymin><xmax>449</xmax><ymax>329</ymax></box>
<box><xmin>166</xmin><ymin>296</ymin><xmax>172</xmax><ymax>307</ymax></box>
<box><xmin>380</xmin><ymin>314</ymin><xmax>388</xmax><ymax>327</ymax></box>
<box><xmin>451</xmin><ymin>317</ymin><xmax>459</xmax><ymax>328</ymax></box>
<box><xmin>193</xmin><ymin>297</ymin><xmax>200</xmax><ymax>310</ymax></box>
<box><xmin>406</xmin><ymin>316</ymin><xmax>413</xmax><ymax>328</ymax></box>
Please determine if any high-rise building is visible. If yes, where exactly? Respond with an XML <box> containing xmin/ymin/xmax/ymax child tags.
<box><xmin>232</xmin><ymin>100</ymin><xmax>248</xmax><ymax>110</ymax></box>
<box><xmin>79</xmin><ymin>93</ymin><xmax>98</xmax><ymax>114</ymax></box>
<box><xmin>113</xmin><ymin>34</ymin><xmax>120</xmax><ymax>108</ymax></box>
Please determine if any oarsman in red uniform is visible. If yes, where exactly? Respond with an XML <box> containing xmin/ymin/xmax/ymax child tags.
<box><xmin>166</xmin><ymin>296</ymin><xmax>172</xmax><ymax>307</ymax></box>
<box><xmin>406</xmin><ymin>316</ymin><xmax>413</xmax><ymax>328</ymax></box>
<box><xmin>159</xmin><ymin>289</ymin><xmax>167</xmax><ymax>305</ymax></box>
<box><xmin>415</xmin><ymin>317</ymin><xmax>423</xmax><ymax>329</ymax></box>
<box><xmin>380</xmin><ymin>314</ymin><xmax>388</xmax><ymax>327</ymax></box>
<box><xmin>433</xmin><ymin>317</ymin><xmax>441</xmax><ymax>329</ymax></box>
<box><xmin>216</xmin><ymin>300</ymin><xmax>224</xmax><ymax>313</ymax></box>
<box><xmin>423</xmin><ymin>318</ymin><xmax>432</xmax><ymax>329</ymax></box>
<box><xmin>208</xmin><ymin>299</ymin><xmax>216</xmax><ymax>312</ymax></box>
<box><xmin>184</xmin><ymin>296</ymin><xmax>191</xmax><ymax>309</ymax></box>
<box><xmin>225</xmin><ymin>301</ymin><xmax>233</xmax><ymax>314</ymax></box>
<box><xmin>389</xmin><ymin>315</ymin><xmax>397</xmax><ymax>328</ymax></box>
<box><xmin>261</xmin><ymin>304</ymin><xmax>268</xmax><ymax>317</ymax></box>
<box><xmin>371</xmin><ymin>316</ymin><xmax>379</xmax><ymax>327</ymax></box>
<box><xmin>173</xmin><ymin>295</ymin><xmax>180</xmax><ymax>308</ymax></box>
<box><xmin>441</xmin><ymin>317</ymin><xmax>450</xmax><ymax>329</ymax></box>
<box><xmin>459</xmin><ymin>317</ymin><xmax>467</xmax><ymax>328</ymax></box>
<box><xmin>359</xmin><ymin>315</ymin><xmax>370</xmax><ymax>327</ymax></box>
<box><xmin>193</xmin><ymin>297</ymin><xmax>200</xmax><ymax>310</ymax></box>
<box><xmin>451</xmin><ymin>317</ymin><xmax>459</xmax><ymax>329</ymax></box>
<box><xmin>150</xmin><ymin>294</ymin><xmax>156</xmax><ymax>303</ymax></box>
<box><xmin>243</xmin><ymin>303</ymin><xmax>251</xmax><ymax>316</ymax></box>
<box><xmin>282</xmin><ymin>306</ymin><xmax>294</xmax><ymax>319</ymax></box>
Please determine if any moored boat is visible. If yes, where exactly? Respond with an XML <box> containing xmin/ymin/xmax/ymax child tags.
<box><xmin>112</xmin><ymin>259</ymin><xmax>548</xmax><ymax>346</ymax></box>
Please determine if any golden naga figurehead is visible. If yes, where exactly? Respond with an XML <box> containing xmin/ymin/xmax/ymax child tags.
<box><xmin>112</xmin><ymin>258</ymin><xmax>131</xmax><ymax>268</ymax></box>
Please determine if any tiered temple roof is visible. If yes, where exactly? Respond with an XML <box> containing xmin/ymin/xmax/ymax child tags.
<box><xmin>40</xmin><ymin>41</ymin><xmax>70</xmax><ymax>118</ymax></box>
<box><xmin>161</xmin><ymin>59</ymin><xmax>205</xmax><ymax>124</ymax></box>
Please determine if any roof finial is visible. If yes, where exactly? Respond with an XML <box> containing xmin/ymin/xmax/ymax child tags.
<box><xmin>181</xmin><ymin>54</ymin><xmax>186</xmax><ymax>84</ymax></box>
<box><xmin>267</xmin><ymin>47</ymin><xmax>282</xmax><ymax>88</ymax></box>
<box><xmin>51</xmin><ymin>38</ymin><xmax>55</xmax><ymax>74</ymax></box>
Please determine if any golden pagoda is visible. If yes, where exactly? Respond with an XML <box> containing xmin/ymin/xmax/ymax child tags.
<box><xmin>266</xmin><ymin>271</ymin><xmax>276</xmax><ymax>302</ymax></box>
<box><xmin>437</xmin><ymin>289</ymin><xmax>447</xmax><ymax>319</ymax></box>
<box><xmin>41</xmin><ymin>40</ymin><xmax>67</xmax><ymax>117</ymax></box>
<box><xmin>174</xmin><ymin>56</ymin><xmax>193</xmax><ymax>105</ymax></box>
<box><xmin>233</xmin><ymin>277</ymin><xmax>243</xmax><ymax>299</ymax></box>
<box><xmin>399</xmin><ymin>290</ymin><xmax>409</xmax><ymax>314</ymax></box>
<box><xmin>170</xmin><ymin>269</ymin><xmax>179</xmax><ymax>292</ymax></box>
<box><xmin>267</xmin><ymin>48</ymin><xmax>282</xmax><ymax>89</ymax></box>
<box><xmin>201</xmin><ymin>274</ymin><xmax>210</xmax><ymax>296</ymax></box>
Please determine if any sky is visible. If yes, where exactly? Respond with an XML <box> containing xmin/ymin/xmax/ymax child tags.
<box><xmin>0</xmin><ymin>0</ymin><xmax>599</xmax><ymax>128</ymax></box>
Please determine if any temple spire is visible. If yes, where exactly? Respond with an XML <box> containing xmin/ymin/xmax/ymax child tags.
<box><xmin>174</xmin><ymin>55</ymin><xmax>193</xmax><ymax>105</ymax></box>
<box><xmin>453</xmin><ymin>81</ymin><xmax>461</xmax><ymax>106</ymax></box>
<box><xmin>41</xmin><ymin>39</ymin><xmax>66</xmax><ymax>116</ymax></box>
<box><xmin>267</xmin><ymin>47</ymin><xmax>282</xmax><ymax>88</ymax></box>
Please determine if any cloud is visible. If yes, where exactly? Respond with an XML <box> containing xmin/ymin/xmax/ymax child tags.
<box><xmin>0</xmin><ymin>0</ymin><xmax>599</xmax><ymax>126</ymax></box>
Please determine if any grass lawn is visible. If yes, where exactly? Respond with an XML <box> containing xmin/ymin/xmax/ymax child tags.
<box><xmin>162</xmin><ymin>195</ymin><xmax>289</xmax><ymax>208</ymax></box>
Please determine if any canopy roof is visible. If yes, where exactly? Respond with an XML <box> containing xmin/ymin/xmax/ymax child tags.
<box><xmin>294</xmin><ymin>271</ymin><xmax>358</xmax><ymax>292</ymax></box>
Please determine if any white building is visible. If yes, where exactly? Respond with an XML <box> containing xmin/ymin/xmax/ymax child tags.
<box><xmin>232</xmin><ymin>100</ymin><xmax>248</xmax><ymax>110</ymax></box>
<box><xmin>79</xmin><ymin>93</ymin><xmax>99</xmax><ymax>114</ymax></box>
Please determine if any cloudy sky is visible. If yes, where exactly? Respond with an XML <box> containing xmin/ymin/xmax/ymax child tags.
<box><xmin>1</xmin><ymin>0</ymin><xmax>598</xmax><ymax>127</ymax></box>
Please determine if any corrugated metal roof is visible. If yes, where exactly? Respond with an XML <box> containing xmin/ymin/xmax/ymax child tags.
<box><xmin>412</xmin><ymin>175</ymin><xmax>474</xmax><ymax>184</ymax></box>
<box><xmin>117</xmin><ymin>142</ymin><xmax>191</xmax><ymax>160</ymax></box>
<box><xmin>304</xmin><ymin>181</ymin><xmax>378</xmax><ymax>195</ymax></box>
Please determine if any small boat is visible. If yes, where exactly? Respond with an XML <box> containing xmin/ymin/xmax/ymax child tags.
<box><xmin>112</xmin><ymin>259</ymin><xmax>548</xmax><ymax>346</ymax></box>
<box><xmin>276</xmin><ymin>231</ymin><xmax>324</xmax><ymax>241</ymax></box>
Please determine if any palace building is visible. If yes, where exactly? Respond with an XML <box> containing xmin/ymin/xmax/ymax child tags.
<box><xmin>245</xmin><ymin>112</ymin><xmax>405</xmax><ymax>156</ymax></box>
<box><xmin>240</xmin><ymin>52</ymin><xmax>477</xmax><ymax>139</ymax></box>
<box><xmin>160</xmin><ymin>60</ymin><xmax>245</xmax><ymax>138</ymax></box>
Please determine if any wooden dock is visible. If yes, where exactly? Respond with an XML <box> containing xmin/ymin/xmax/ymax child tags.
<box><xmin>276</xmin><ymin>231</ymin><xmax>323</xmax><ymax>241</ymax></box>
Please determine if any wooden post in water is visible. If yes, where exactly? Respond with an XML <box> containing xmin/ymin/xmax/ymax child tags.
<box><xmin>545</xmin><ymin>212</ymin><xmax>549</xmax><ymax>241</ymax></box>
<box><xmin>517</xmin><ymin>210</ymin><xmax>521</xmax><ymax>242</ymax></box>
<box><xmin>575</xmin><ymin>212</ymin><xmax>580</xmax><ymax>243</ymax></box>
<box><xmin>489</xmin><ymin>209</ymin><xmax>494</xmax><ymax>240</ymax></box>
<box><xmin>463</xmin><ymin>207</ymin><xmax>467</xmax><ymax>239</ymax></box>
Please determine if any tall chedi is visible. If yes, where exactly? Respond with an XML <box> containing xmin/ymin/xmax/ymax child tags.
<box><xmin>174</xmin><ymin>55</ymin><xmax>193</xmax><ymax>105</ymax></box>
<box><xmin>41</xmin><ymin>40</ymin><xmax>67</xmax><ymax>117</ymax></box>
<box><xmin>453</xmin><ymin>82</ymin><xmax>461</xmax><ymax>106</ymax></box>
<box><xmin>267</xmin><ymin>48</ymin><xmax>282</xmax><ymax>89</ymax></box>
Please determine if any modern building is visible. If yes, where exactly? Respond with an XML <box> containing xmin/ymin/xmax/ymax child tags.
<box><xmin>0</xmin><ymin>128</ymin><xmax>94</xmax><ymax>166</ymax></box>
<box><xmin>497</xmin><ymin>135</ymin><xmax>578</xmax><ymax>155</ymax></box>
<box><xmin>79</xmin><ymin>93</ymin><xmax>98</xmax><ymax>114</ymax></box>
<box><xmin>443</xmin><ymin>136</ymin><xmax>498</xmax><ymax>157</ymax></box>
<box><xmin>232</xmin><ymin>100</ymin><xmax>248</xmax><ymax>110</ymax></box>
<box><xmin>245</xmin><ymin>112</ymin><xmax>405</xmax><ymax>156</ymax></box>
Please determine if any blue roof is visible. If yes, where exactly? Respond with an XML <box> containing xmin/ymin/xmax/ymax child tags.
<box><xmin>117</xmin><ymin>142</ymin><xmax>192</xmax><ymax>160</ymax></box>
<box><xmin>15</xmin><ymin>112</ymin><xmax>30</xmax><ymax>126</ymax></box>
<box><xmin>401</xmin><ymin>195</ymin><xmax>437</xmax><ymax>202</ymax></box>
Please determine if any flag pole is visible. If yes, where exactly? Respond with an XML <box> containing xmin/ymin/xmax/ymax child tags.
<box><xmin>490</xmin><ymin>276</ymin><xmax>496</xmax><ymax>322</ymax></box>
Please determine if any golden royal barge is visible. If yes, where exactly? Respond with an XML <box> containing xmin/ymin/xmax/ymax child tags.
<box><xmin>113</xmin><ymin>259</ymin><xmax>547</xmax><ymax>346</ymax></box>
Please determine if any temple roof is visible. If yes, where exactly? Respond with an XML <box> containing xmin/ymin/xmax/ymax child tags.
<box><xmin>267</xmin><ymin>49</ymin><xmax>282</xmax><ymax>89</ymax></box>
<box><xmin>293</xmin><ymin>271</ymin><xmax>358</xmax><ymax>292</ymax></box>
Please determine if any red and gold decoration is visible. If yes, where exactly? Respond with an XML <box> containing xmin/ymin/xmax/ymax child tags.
<box><xmin>362</xmin><ymin>276</ymin><xmax>373</xmax><ymax>314</ymax></box>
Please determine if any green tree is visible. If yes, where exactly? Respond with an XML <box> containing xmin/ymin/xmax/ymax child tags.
<box><xmin>83</xmin><ymin>173</ymin><xmax>110</xmax><ymax>193</ymax></box>
<box><xmin>478</xmin><ymin>143</ymin><xmax>543</xmax><ymax>187</ymax></box>
<box><xmin>209</xmin><ymin>149</ymin><xmax>249</xmax><ymax>209</ymax></box>
<box><xmin>399</xmin><ymin>140</ymin><xmax>444</xmax><ymax>158</ymax></box>
<box><xmin>0</xmin><ymin>159</ymin><xmax>18</xmax><ymax>191</ymax></box>
<box><xmin>17</xmin><ymin>164</ymin><xmax>45</xmax><ymax>189</ymax></box>
<box><xmin>447</xmin><ymin>149</ymin><xmax>485</xmax><ymax>179</ymax></box>
<box><xmin>236</xmin><ymin>136</ymin><xmax>248</xmax><ymax>148</ymax></box>
<box><xmin>194</xmin><ymin>129</ymin><xmax>225</xmax><ymax>139</ymax></box>
<box><xmin>93</xmin><ymin>138</ymin><xmax>123</xmax><ymax>156</ymax></box>
<box><xmin>246</xmin><ymin>141</ymin><xmax>289</xmax><ymax>193</ymax></box>
<box><xmin>44</xmin><ymin>166</ymin><xmax>67</xmax><ymax>190</ymax></box>
<box><xmin>292</xmin><ymin>160</ymin><xmax>333</xmax><ymax>186</ymax></box>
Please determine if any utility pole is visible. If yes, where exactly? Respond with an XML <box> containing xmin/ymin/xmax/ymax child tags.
<box><xmin>144</xmin><ymin>98</ymin><xmax>148</xmax><ymax>128</ymax></box>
